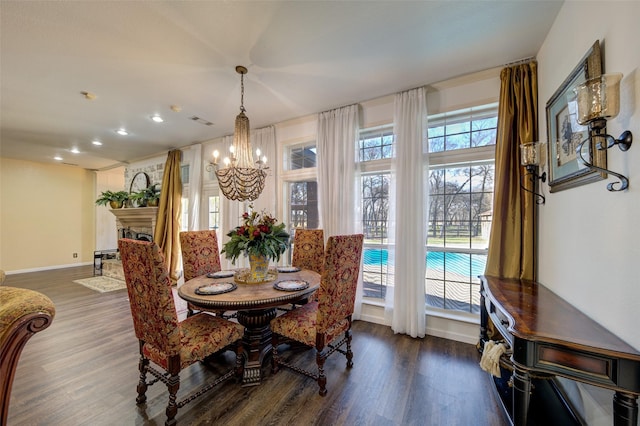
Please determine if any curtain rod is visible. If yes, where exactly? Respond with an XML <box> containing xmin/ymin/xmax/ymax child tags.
<box><xmin>503</xmin><ymin>56</ymin><xmax>536</xmax><ymax>67</ymax></box>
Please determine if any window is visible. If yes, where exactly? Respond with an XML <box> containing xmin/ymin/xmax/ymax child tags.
<box><xmin>288</xmin><ymin>143</ymin><xmax>317</xmax><ymax>170</ymax></box>
<box><xmin>289</xmin><ymin>181</ymin><xmax>319</xmax><ymax>229</ymax></box>
<box><xmin>359</xmin><ymin>126</ymin><xmax>394</xmax><ymax>299</ymax></box>
<box><xmin>360</xmin><ymin>104</ymin><xmax>497</xmax><ymax>315</ymax></box>
<box><xmin>426</xmin><ymin>104</ymin><xmax>496</xmax><ymax>314</ymax></box>
<box><xmin>282</xmin><ymin>142</ymin><xmax>319</xmax><ymax>229</ymax></box>
<box><xmin>207</xmin><ymin>195</ymin><xmax>220</xmax><ymax>230</ymax></box>
<box><xmin>359</xmin><ymin>127</ymin><xmax>393</xmax><ymax>161</ymax></box>
<box><xmin>361</xmin><ymin>172</ymin><xmax>392</xmax><ymax>299</ymax></box>
<box><xmin>281</xmin><ymin>141</ymin><xmax>320</xmax><ymax>265</ymax></box>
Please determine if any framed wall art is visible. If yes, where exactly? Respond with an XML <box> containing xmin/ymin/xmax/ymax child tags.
<box><xmin>546</xmin><ymin>40</ymin><xmax>606</xmax><ymax>192</ymax></box>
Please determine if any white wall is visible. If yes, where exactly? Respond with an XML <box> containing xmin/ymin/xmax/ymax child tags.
<box><xmin>95</xmin><ymin>166</ymin><xmax>125</xmax><ymax>251</ymax></box>
<box><xmin>537</xmin><ymin>1</ymin><xmax>640</xmax><ymax>350</ymax></box>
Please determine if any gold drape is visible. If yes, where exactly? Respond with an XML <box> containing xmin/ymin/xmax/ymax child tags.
<box><xmin>485</xmin><ymin>62</ymin><xmax>538</xmax><ymax>281</ymax></box>
<box><xmin>154</xmin><ymin>150</ymin><xmax>183</xmax><ymax>283</ymax></box>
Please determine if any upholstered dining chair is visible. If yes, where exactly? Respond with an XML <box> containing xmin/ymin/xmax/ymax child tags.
<box><xmin>118</xmin><ymin>238</ymin><xmax>244</xmax><ymax>426</ymax></box>
<box><xmin>287</xmin><ymin>229</ymin><xmax>324</xmax><ymax>308</ymax></box>
<box><xmin>179</xmin><ymin>230</ymin><xmax>225</xmax><ymax>317</ymax></box>
<box><xmin>271</xmin><ymin>233</ymin><xmax>364</xmax><ymax>396</ymax></box>
<box><xmin>291</xmin><ymin>229</ymin><xmax>324</xmax><ymax>274</ymax></box>
<box><xmin>1</xmin><ymin>286</ymin><xmax>55</xmax><ymax>426</ymax></box>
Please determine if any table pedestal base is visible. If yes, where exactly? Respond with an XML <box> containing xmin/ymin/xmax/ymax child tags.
<box><xmin>236</xmin><ymin>308</ymin><xmax>277</xmax><ymax>386</ymax></box>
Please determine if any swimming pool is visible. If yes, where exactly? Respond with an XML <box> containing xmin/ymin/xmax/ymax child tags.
<box><xmin>363</xmin><ymin>248</ymin><xmax>485</xmax><ymax>277</ymax></box>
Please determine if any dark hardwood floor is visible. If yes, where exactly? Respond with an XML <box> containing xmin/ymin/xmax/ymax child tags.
<box><xmin>4</xmin><ymin>266</ymin><xmax>506</xmax><ymax>426</ymax></box>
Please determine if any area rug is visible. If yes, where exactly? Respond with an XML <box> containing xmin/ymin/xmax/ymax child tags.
<box><xmin>73</xmin><ymin>276</ymin><xmax>127</xmax><ymax>293</ymax></box>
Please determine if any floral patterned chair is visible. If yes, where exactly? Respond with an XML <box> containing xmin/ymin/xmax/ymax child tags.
<box><xmin>270</xmin><ymin>234</ymin><xmax>364</xmax><ymax>396</ymax></box>
<box><xmin>179</xmin><ymin>230</ymin><xmax>227</xmax><ymax>317</ymax></box>
<box><xmin>289</xmin><ymin>229</ymin><xmax>324</xmax><ymax>307</ymax></box>
<box><xmin>1</xmin><ymin>286</ymin><xmax>55</xmax><ymax>425</ymax></box>
<box><xmin>118</xmin><ymin>238</ymin><xmax>244</xmax><ymax>426</ymax></box>
<box><xmin>291</xmin><ymin>229</ymin><xmax>324</xmax><ymax>274</ymax></box>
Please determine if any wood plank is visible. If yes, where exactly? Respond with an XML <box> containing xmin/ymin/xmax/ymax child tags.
<box><xmin>5</xmin><ymin>266</ymin><xmax>506</xmax><ymax>425</ymax></box>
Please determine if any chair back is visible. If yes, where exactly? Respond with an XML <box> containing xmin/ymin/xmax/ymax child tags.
<box><xmin>118</xmin><ymin>238</ymin><xmax>181</xmax><ymax>356</ymax></box>
<box><xmin>180</xmin><ymin>230</ymin><xmax>222</xmax><ymax>281</ymax></box>
<box><xmin>291</xmin><ymin>229</ymin><xmax>324</xmax><ymax>274</ymax></box>
<box><xmin>316</xmin><ymin>234</ymin><xmax>364</xmax><ymax>333</ymax></box>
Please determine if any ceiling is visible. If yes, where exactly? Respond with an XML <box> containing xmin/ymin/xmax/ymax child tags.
<box><xmin>0</xmin><ymin>1</ymin><xmax>563</xmax><ymax>171</ymax></box>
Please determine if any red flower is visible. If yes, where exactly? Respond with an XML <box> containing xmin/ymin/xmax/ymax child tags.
<box><xmin>237</xmin><ymin>226</ymin><xmax>245</xmax><ymax>235</ymax></box>
<box><xmin>253</xmin><ymin>229</ymin><xmax>261</xmax><ymax>237</ymax></box>
<box><xmin>260</xmin><ymin>225</ymin><xmax>269</xmax><ymax>233</ymax></box>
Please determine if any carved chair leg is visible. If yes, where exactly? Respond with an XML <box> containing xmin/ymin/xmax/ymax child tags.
<box><xmin>316</xmin><ymin>348</ymin><xmax>327</xmax><ymax>396</ymax></box>
<box><xmin>136</xmin><ymin>355</ymin><xmax>149</xmax><ymax>404</ymax></box>
<box><xmin>271</xmin><ymin>334</ymin><xmax>280</xmax><ymax>374</ymax></box>
<box><xmin>165</xmin><ymin>373</ymin><xmax>180</xmax><ymax>426</ymax></box>
<box><xmin>345</xmin><ymin>329</ymin><xmax>354</xmax><ymax>369</ymax></box>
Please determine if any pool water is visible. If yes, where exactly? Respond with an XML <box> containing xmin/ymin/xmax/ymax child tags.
<box><xmin>363</xmin><ymin>249</ymin><xmax>485</xmax><ymax>277</ymax></box>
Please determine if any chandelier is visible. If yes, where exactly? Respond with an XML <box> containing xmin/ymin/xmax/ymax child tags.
<box><xmin>207</xmin><ymin>66</ymin><xmax>267</xmax><ymax>201</ymax></box>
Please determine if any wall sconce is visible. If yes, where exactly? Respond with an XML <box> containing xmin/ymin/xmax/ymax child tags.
<box><xmin>573</xmin><ymin>73</ymin><xmax>633</xmax><ymax>191</ymax></box>
<box><xmin>520</xmin><ymin>141</ymin><xmax>547</xmax><ymax>204</ymax></box>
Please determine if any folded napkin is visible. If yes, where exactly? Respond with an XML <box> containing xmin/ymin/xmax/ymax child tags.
<box><xmin>479</xmin><ymin>340</ymin><xmax>507</xmax><ymax>378</ymax></box>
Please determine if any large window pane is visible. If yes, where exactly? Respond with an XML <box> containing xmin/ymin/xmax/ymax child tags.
<box><xmin>207</xmin><ymin>195</ymin><xmax>220</xmax><ymax>230</ymax></box>
<box><xmin>288</xmin><ymin>181</ymin><xmax>319</xmax><ymax>229</ymax></box>
<box><xmin>361</xmin><ymin>171</ymin><xmax>391</xmax><ymax>298</ymax></box>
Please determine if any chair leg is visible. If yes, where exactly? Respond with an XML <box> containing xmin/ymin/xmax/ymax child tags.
<box><xmin>271</xmin><ymin>334</ymin><xmax>280</xmax><ymax>374</ymax></box>
<box><xmin>316</xmin><ymin>348</ymin><xmax>327</xmax><ymax>396</ymax></box>
<box><xmin>136</xmin><ymin>355</ymin><xmax>149</xmax><ymax>404</ymax></box>
<box><xmin>346</xmin><ymin>329</ymin><xmax>354</xmax><ymax>369</ymax></box>
<box><xmin>165</xmin><ymin>373</ymin><xmax>180</xmax><ymax>426</ymax></box>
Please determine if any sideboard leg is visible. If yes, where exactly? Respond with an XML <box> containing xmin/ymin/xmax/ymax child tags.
<box><xmin>512</xmin><ymin>367</ymin><xmax>532</xmax><ymax>426</ymax></box>
<box><xmin>479</xmin><ymin>288</ymin><xmax>488</xmax><ymax>351</ymax></box>
<box><xmin>613</xmin><ymin>392</ymin><xmax>638</xmax><ymax>426</ymax></box>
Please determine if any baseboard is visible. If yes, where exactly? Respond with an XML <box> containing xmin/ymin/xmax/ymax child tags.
<box><xmin>6</xmin><ymin>262</ymin><xmax>93</xmax><ymax>275</ymax></box>
<box><xmin>359</xmin><ymin>303</ymin><xmax>480</xmax><ymax>344</ymax></box>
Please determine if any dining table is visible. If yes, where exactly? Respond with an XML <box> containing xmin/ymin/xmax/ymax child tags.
<box><xmin>177</xmin><ymin>267</ymin><xmax>320</xmax><ymax>386</ymax></box>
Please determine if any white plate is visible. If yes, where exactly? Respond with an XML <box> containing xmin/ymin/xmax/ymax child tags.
<box><xmin>277</xmin><ymin>266</ymin><xmax>301</xmax><ymax>273</ymax></box>
<box><xmin>195</xmin><ymin>282</ymin><xmax>236</xmax><ymax>295</ymax></box>
<box><xmin>207</xmin><ymin>270</ymin><xmax>235</xmax><ymax>279</ymax></box>
<box><xmin>274</xmin><ymin>280</ymin><xmax>309</xmax><ymax>291</ymax></box>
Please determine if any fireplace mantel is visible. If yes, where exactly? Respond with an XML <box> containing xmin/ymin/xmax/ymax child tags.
<box><xmin>110</xmin><ymin>207</ymin><xmax>158</xmax><ymax>236</ymax></box>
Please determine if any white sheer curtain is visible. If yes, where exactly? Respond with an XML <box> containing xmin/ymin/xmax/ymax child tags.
<box><xmin>316</xmin><ymin>104</ymin><xmax>363</xmax><ymax>319</ymax></box>
<box><xmin>250</xmin><ymin>126</ymin><xmax>277</xmax><ymax>215</ymax></box>
<box><xmin>185</xmin><ymin>144</ymin><xmax>202</xmax><ymax>231</ymax></box>
<box><xmin>385</xmin><ymin>87</ymin><xmax>428</xmax><ymax>338</ymax></box>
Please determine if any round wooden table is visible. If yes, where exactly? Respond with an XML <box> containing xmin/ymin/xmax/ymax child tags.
<box><xmin>178</xmin><ymin>268</ymin><xmax>320</xmax><ymax>386</ymax></box>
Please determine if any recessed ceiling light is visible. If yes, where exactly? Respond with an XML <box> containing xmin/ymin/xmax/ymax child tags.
<box><xmin>151</xmin><ymin>115</ymin><xmax>164</xmax><ymax>123</ymax></box>
<box><xmin>70</xmin><ymin>147</ymin><xmax>80</xmax><ymax>154</ymax></box>
<box><xmin>92</xmin><ymin>140</ymin><xmax>102</xmax><ymax>146</ymax></box>
<box><xmin>54</xmin><ymin>156</ymin><xmax>63</xmax><ymax>161</ymax></box>
<box><xmin>81</xmin><ymin>91</ymin><xmax>96</xmax><ymax>100</ymax></box>
<box><xmin>116</xmin><ymin>128</ymin><xmax>129</xmax><ymax>136</ymax></box>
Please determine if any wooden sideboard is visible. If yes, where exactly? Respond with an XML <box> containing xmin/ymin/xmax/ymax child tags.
<box><xmin>479</xmin><ymin>275</ymin><xmax>640</xmax><ymax>425</ymax></box>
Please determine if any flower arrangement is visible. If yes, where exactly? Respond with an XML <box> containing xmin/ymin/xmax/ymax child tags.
<box><xmin>221</xmin><ymin>209</ymin><xmax>290</xmax><ymax>264</ymax></box>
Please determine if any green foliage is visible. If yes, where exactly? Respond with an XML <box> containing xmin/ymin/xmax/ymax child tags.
<box><xmin>95</xmin><ymin>190</ymin><xmax>129</xmax><ymax>206</ymax></box>
<box><xmin>129</xmin><ymin>184</ymin><xmax>160</xmax><ymax>207</ymax></box>
<box><xmin>221</xmin><ymin>209</ymin><xmax>290</xmax><ymax>264</ymax></box>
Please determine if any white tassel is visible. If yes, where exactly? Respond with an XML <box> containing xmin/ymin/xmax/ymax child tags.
<box><xmin>479</xmin><ymin>340</ymin><xmax>507</xmax><ymax>378</ymax></box>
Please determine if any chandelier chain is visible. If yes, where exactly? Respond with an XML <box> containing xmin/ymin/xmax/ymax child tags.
<box><xmin>240</xmin><ymin>72</ymin><xmax>246</xmax><ymax>113</ymax></box>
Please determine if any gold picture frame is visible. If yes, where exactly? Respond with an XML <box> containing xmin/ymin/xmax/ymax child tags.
<box><xmin>546</xmin><ymin>40</ymin><xmax>606</xmax><ymax>192</ymax></box>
